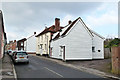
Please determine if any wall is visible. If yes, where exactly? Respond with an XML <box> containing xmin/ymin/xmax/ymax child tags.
<box><xmin>0</xmin><ymin>17</ymin><xmax>2</xmax><ymax>58</ymax></box>
<box><xmin>92</xmin><ymin>33</ymin><xmax>104</xmax><ymax>59</ymax></box>
<box><xmin>0</xmin><ymin>11</ymin><xmax>4</xmax><ymax>59</ymax></box>
<box><xmin>104</xmin><ymin>48</ymin><xmax>111</xmax><ymax>59</ymax></box>
<box><xmin>36</xmin><ymin>32</ymin><xmax>51</xmax><ymax>55</ymax></box>
<box><xmin>25</xmin><ymin>35</ymin><xmax>36</xmax><ymax>53</ymax></box>
<box><xmin>51</xmin><ymin>20</ymin><xmax>93</xmax><ymax>60</ymax></box>
<box><xmin>111</xmin><ymin>47</ymin><xmax>120</xmax><ymax>75</ymax></box>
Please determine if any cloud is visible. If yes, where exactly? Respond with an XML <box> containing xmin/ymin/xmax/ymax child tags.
<box><xmin>86</xmin><ymin>11</ymin><xmax>117</xmax><ymax>28</ymax></box>
<box><xmin>84</xmin><ymin>2</ymin><xmax>118</xmax><ymax>38</ymax></box>
<box><xmin>2</xmin><ymin>2</ymin><xmax>103</xmax><ymax>41</ymax></box>
<box><xmin>60</xmin><ymin>15</ymin><xmax>74</xmax><ymax>26</ymax></box>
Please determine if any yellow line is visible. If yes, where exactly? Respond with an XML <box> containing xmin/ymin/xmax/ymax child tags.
<box><xmin>44</xmin><ymin>67</ymin><xmax>63</xmax><ymax>78</ymax></box>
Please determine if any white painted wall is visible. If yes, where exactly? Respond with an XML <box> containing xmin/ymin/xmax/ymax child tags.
<box><xmin>65</xmin><ymin>21</ymin><xmax>93</xmax><ymax>60</ymax></box>
<box><xmin>24</xmin><ymin>35</ymin><xmax>36</xmax><ymax>53</ymax></box>
<box><xmin>92</xmin><ymin>33</ymin><xmax>104</xmax><ymax>59</ymax></box>
<box><xmin>51</xmin><ymin>20</ymin><xmax>93</xmax><ymax>60</ymax></box>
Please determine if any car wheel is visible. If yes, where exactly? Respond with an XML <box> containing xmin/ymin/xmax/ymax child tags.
<box><xmin>26</xmin><ymin>61</ymin><xmax>29</xmax><ymax>64</ymax></box>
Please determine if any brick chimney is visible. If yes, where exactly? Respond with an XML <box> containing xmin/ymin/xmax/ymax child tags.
<box><xmin>14</xmin><ymin>40</ymin><xmax>16</xmax><ymax>42</ymax></box>
<box><xmin>55</xmin><ymin>18</ymin><xmax>60</xmax><ymax>31</ymax></box>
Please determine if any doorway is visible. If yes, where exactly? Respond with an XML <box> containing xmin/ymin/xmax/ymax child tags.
<box><xmin>60</xmin><ymin>46</ymin><xmax>65</xmax><ymax>61</ymax></box>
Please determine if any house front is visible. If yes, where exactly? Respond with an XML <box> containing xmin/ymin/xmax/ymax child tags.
<box><xmin>36</xmin><ymin>18</ymin><xmax>63</xmax><ymax>56</ymax></box>
<box><xmin>0</xmin><ymin>10</ymin><xmax>7</xmax><ymax>58</ymax></box>
<box><xmin>50</xmin><ymin>17</ymin><xmax>104</xmax><ymax>61</ymax></box>
<box><xmin>17</xmin><ymin>38</ymin><xmax>26</xmax><ymax>51</ymax></box>
<box><xmin>24</xmin><ymin>32</ymin><xmax>36</xmax><ymax>54</ymax></box>
<box><xmin>9</xmin><ymin>40</ymin><xmax>17</xmax><ymax>51</ymax></box>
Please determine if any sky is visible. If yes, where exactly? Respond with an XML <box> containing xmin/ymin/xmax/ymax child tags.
<box><xmin>1</xmin><ymin>1</ymin><xmax>118</xmax><ymax>42</ymax></box>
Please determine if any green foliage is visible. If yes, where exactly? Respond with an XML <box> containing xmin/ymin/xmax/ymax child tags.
<box><xmin>104</xmin><ymin>45</ymin><xmax>109</xmax><ymax>48</ymax></box>
<box><xmin>108</xmin><ymin>38</ymin><xmax>120</xmax><ymax>47</ymax></box>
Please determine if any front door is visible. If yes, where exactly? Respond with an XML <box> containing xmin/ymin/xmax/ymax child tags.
<box><xmin>40</xmin><ymin>49</ymin><xmax>43</xmax><ymax>55</ymax></box>
<box><xmin>60</xmin><ymin>46</ymin><xmax>65</xmax><ymax>61</ymax></box>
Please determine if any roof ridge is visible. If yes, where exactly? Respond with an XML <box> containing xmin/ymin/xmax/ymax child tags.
<box><xmin>61</xmin><ymin>17</ymin><xmax>80</xmax><ymax>36</ymax></box>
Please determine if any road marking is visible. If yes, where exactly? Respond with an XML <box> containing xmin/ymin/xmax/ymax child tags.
<box><xmin>44</xmin><ymin>67</ymin><xmax>63</xmax><ymax>78</ymax></box>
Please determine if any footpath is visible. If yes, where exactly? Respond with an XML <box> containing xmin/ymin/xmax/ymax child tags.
<box><xmin>0</xmin><ymin>59</ymin><xmax>2</xmax><ymax>80</ymax></box>
<box><xmin>2</xmin><ymin>54</ymin><xmax>16</xmax><ymax>80</ymax></box>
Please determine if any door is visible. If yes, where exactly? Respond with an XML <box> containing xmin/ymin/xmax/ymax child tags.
<box><xmin>60</xmin><ymin>46</ymin><xmax>65</xmax><ymax>61</ymax></box>
<box><xmin>63</xmin><ymin>46</ymin><xmax>65</xmax><ymax>61</ymax></box>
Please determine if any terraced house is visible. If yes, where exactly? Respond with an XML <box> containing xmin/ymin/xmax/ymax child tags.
<box><xmin>36</xmin><ymin>18</ymin><xmax>63</xmax><ymax>56</ymax></box>
<box><xmin>24</xmin><ymin>32</ymin><xmax>36</xmax><ymax>54</ymax></box>
<box><xmin>0</xmin><ymin>10</ymin><xmax>7</xmax><ymax>59</ymax></box>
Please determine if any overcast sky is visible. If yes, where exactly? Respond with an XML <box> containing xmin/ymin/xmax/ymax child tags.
<box><xmin>2</xmin><ymin>2</ymin><xmax>118</xmax><ymax>42</ymax></box>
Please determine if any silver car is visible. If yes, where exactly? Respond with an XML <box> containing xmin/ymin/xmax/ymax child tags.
<box><xmin>12</xmin><ymin>51</ymin><xmax>29</xmax><ymax>64</ymax></box>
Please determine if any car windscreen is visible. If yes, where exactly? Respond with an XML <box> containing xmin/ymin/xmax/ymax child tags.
<box><xmin>16</xmin><ymin>52</ymin><xmax>27</xmax><ymax>55</ymax></box>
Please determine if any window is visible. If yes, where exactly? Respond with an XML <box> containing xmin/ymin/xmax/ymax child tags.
<box><xmin>45</xmin><ymin>34</ymin><xmax>46</xmax><ymax>39</ymax></box>
<box><xmin>45</xmin><ymin>44</ymin><xmax>47</xmax><ymax>50</ymax></box>
<box><xmin>92</xmin><ymin>47</ymin><xmax>95</xmax><ymax>52</ymax></box>
<box><xmin>40</xmin><ymin>44</ymin><xmax>43</xmax><ymax>49</ymax></box>
<box><xmin>38</xmin><ymin>45</ymin><xmax>39</xmax><ymax>49</ymax></box>
<box><xmin>41</xmin><ymin>36</ymin><xmax>43</xmax><ymax>41</ymax></box>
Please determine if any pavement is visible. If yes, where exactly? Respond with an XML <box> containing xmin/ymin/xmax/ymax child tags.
<box><xmin>2</xmin><ymin>54</ymin><xmax>17</xmax><ymax>80</ymax></box>
<box><xmin>0</xmin><ymin>59</ymin><xmax>2</xmax><ymax>80</ymax></box>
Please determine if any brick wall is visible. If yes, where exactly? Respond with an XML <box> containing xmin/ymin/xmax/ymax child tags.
<box><xmin>0</xmin><ymin>26</ymin><xmax>2</xmax><ymax>58</ymax></box>
<box><xmin>0</xmin><ymin>11</ymin><xmax>3</xmax><ymax>59</ymax></box>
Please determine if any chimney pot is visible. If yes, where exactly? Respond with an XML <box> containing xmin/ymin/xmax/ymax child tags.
<box><xmin>68</xmin><ymin>20</ymin><xmax>72</xmax><ymax>24</ymax></box>
<box><xmin>34</xmin><ymin>32</ymin><xmax>36</xmax><ymax>34</ymax></box>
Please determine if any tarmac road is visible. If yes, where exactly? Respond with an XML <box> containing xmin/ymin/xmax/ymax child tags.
<box><xmin>14</xmin><ymin>55</ymin><xmax>109</xmax><ymax>79</ymax></box>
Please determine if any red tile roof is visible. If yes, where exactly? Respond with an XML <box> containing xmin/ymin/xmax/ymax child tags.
<box><xmin>36</xmin><ymin>25</ymin><xmax>64</xmax><ymax>37</ymax></box>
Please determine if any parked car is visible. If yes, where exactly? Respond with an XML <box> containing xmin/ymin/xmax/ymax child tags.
<box><xmin>12</xmin><ymin>51</ymin><xmax>29</xmax><ymax>64</ymax></box>
<box><xmin>7</xmin><ymin>50</ymin><xmax>13</xmax><ymax>56</ymax></box>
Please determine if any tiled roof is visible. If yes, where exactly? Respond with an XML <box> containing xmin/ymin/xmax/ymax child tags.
<box><xmin>36</xmin><ymin>25</ymin><xmax>64</xmax><ymax>37</ymax></box>
<box><xmin>61</xmin><ymin>17</ymin><xmax>80</xmax><ymax>36</ymax></box>
<box><xmin>52</xmin><ymin>17</ymin><xmax>95</xmax><ymax>40</ymax></box>
<box><xmin>17</xmin><ymin>38</ymin><xmax>27</xmax><ymax>42</ymax></box>
<box><xmin>52</xmin><ymin>32</ymin><xmax>60</xmax><ymax>40</ymax></box>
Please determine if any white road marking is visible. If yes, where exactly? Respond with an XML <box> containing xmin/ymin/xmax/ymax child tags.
<box><xmin>44</xmin><ymin>67</ymin><xmax>63</xmax><ymax>78</ymax></box>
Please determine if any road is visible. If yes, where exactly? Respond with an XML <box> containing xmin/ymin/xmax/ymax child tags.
<box><xmin>14</xmin><ymin>55</ymin><xmax>108</xmax><ymax>79</ymax></box>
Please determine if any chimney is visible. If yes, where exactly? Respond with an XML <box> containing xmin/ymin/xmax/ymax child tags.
<box><xmin>68</xmin><ymin>20</ymin><xmax>72</xmax><ymax>24</ymax></box>
<box><xmin>14</xmin><ymin>40</ymin><xmax>16</xmax><ymax>42</ymax></box>
<box><xmin>34</xmin><ymin>32</ymin><xmax>36</xmax><ymax>35</ymax></box>
<box><xmin>55</xmin><ymin>18</ymin><xmax>60</xmax><ymax>31</ymax></box>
